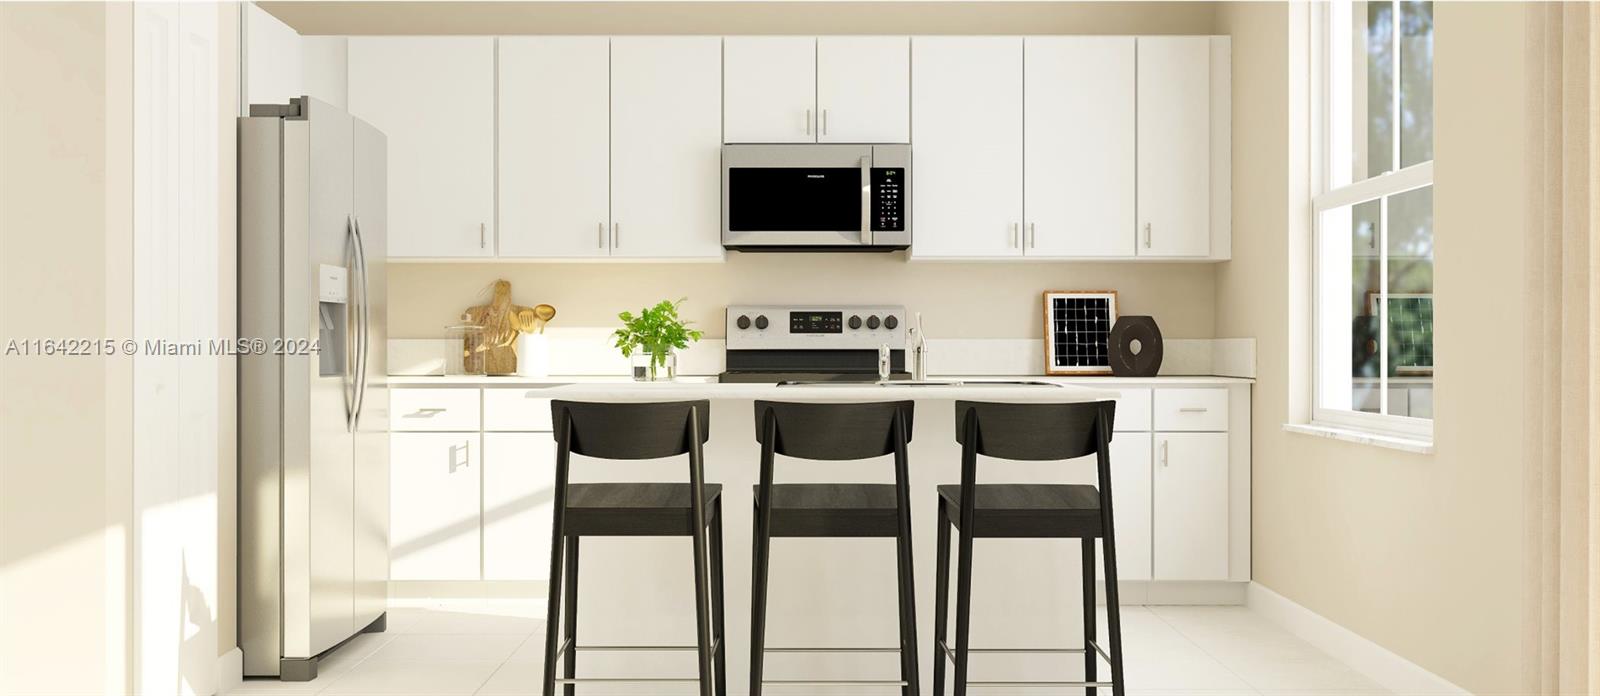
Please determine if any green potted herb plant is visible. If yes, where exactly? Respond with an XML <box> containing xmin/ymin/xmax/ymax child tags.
<box><xmin>612</xmin><ymin>298</ymin><xmax>703</xmax><ymax>381</ymax></box>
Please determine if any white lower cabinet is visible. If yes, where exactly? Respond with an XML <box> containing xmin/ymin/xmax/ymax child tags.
<box><xmin>1067</xmin><ymin>433</ymin><xmax>1153</xmax><ymax>581</ymax></box>
<box><xmin>482</xmin><ymin>433</ymin><xmax>557</xmax><ymax>580</ymax></box>
<box><xmin>1152</xmin><ymin>432</ymin><xmax>1230</xmax><ymax>580</ymax></box>
<box><xmin>389</xmin><ymin>432</ymin><xmax>482</xmax><ymax>580</ymax></box>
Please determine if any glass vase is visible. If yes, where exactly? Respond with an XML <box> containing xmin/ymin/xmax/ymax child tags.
<box><xmin>631</xmin><ymin>350</ymin><xmax>677</xmax><ymax>382</ymax></box>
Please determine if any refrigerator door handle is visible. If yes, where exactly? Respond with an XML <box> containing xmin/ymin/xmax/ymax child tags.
<box><xmin>351</xmin><ymin>215</ymin><xmax>371</xmax><ymax>430</ymax></box>
<box><xmin>343</xmin><ymin>215</ymin><xmax>360</xmax><ymax>432</ymax></box>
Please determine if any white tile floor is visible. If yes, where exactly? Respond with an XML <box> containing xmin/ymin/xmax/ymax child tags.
<box><xmin>226</xmin><ymin>601</ymin><xmax>1390</xmax><ymax>696</ymax></box>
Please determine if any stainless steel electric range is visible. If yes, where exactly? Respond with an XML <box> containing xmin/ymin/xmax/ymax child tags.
<box><xmin>719</xmin><ymin>304</ymin><xmax>910</xmax><ymax>383</ymax></box>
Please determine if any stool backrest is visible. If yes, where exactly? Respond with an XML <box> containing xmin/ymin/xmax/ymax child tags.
<box><xmin>754</xmin><ymin>400</ymin><xmax>915</xmax><ymax>461</ymax></box>
<box><xmin>550</xmin><ymin>400</ymin><xmax>711</xmax><ymax>460</ymax></box>
<box><xmin>953</xmin><ymin>400</ymin><xmax>1115</xmax><ymax>461</ymax></box>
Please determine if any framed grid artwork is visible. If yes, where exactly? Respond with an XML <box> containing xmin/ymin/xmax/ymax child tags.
<box><xmin>1367</xmin><ymin>293</ymin><xmax>1434</xmax><ymax>376</ymax></box>
<box><xmin>1043</xmin><ymin>290</ymin><xmax>1118</xmax><ymax>375</ymax></box>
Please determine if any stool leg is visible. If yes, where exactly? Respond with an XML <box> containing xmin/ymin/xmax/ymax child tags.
<box><xmin>932</xmin><ymin>500</ymin><xmax>950</xmax><ymax>696</ymax></box>
<box><xmin>711</xmin><ymin>498</ymin><xmax>728</xmax><ymax>696</ymax></box>
<box><xmin>561</xmin><ymin>536</ymin><xmax>579</xmax><ymax>696</ymax></box>
<box><xmin>952</xmin><ymin>508</ymin><xmax>975</xmax><ymax>696</ymax></box>
<box><xmin>1082</xmin><ymin>539</ymin><xmax>1096</xmax><ymax>696</ymax></box>
<box><xmin>541</xmin><ymin>535</ymin><xmax>565</xmax><ymax>696</ymax></box>
<box><xmin>749</xmin><ymin>501</ymin><xmax>771</xmax><ymax>696</ymax></box>
<box><xmin>1102</xmin><ymin>533</ymin><xmax>1125</xmax><ymax>696</ymax></box>
<box><xmin>895</xmin><ymin>505</ymin><xmax>920</xmax><ymax>696</ymax></box>
<box><xmin>691</xmin><ymin>510</ymin><xmax>716</xmax><ymax>696</ymax></box>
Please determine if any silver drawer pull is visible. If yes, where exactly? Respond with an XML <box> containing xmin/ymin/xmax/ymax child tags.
<box><xmin>407</xmin><ymin>407</ymin><xmax>447</xmax><ymax>418</ymax></box>
<box><xmin>1178</xmin><ymin>407</ymin><xmax>1209</xmax><ymax>413</ymax></box>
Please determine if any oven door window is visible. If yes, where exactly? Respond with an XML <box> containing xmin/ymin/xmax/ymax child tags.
<box><xmin>728</xmin><ymin>167</ymin><xmax>862</xmax><ymax>232</ymax></box>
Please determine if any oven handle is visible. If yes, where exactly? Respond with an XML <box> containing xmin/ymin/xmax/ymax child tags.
<box><xmin>859</xmin><ymin>154</ymin><xmax>873</xmax><ymax>246</ymax></box>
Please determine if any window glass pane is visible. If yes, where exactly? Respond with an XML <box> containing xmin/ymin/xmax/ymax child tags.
<box><xmin>1349</xmin><ymin>200</ymin><xmax>1383</xmax><ymax>413</ymax></box>
<box><xmin>1399</xmin><ymin>1</ymin><xmax>1433</xmax><ymax>168</ymax></box>
<box><xmin>1362</xmin><ymin>0</ymin><xmax>1395</xmax><ymax>178</ymax></box>
<box><xmin>1385</xmin><ymin>185</ymin><xmax>1433</xmax><ymax>419</ymax></box>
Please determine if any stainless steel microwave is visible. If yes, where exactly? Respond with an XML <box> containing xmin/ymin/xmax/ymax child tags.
<box><xmin>722</xmin><ymin>144</ymin><xmax>911</xmax><ymax>251</ymax></box>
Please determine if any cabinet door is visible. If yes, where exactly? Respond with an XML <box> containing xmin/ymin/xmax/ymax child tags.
<box><xmin>389</xmin><ymin>433</ymin><xmax>481</xmax><ymax>580</ymax></box>
<box><xmin>349</xmin><ymin>37</ymin><xmax>495</xmax><ymax>258</ymax></box>
<box><xmin>1024</xmin><ymin>37</ymin><xmax>1135</xmax><ymax>257</ymax></box>
<box><xmin>817</xmin><ymin>36</ymin><xmax>910</xmax><ymax>143</ymax></box>
<box><xmin>498</xmin><ymin>37</ymin><xmax>611</xmax><ymax>258</ymax></box>
<box><xmin>611</xmin><ymin>37</ymin><xmax>724</xmax><ymax>259</ymax></box>
<box><xmin>910</xmin><ymin>37</ymin><xmax>1023</xmax><ymax>258</ymax></box>
<box><xmin>723</xmin><ymin>36</ymin><xmax>816</xmax><ymax>143</ymax></box>
<box><xmin>1066</xmin><ymin>433</ymin><xmax>1153</xmax><ymax>581</ymax></box>
<box><xmin>1136</xmin><ymin>36</ymin><xmax>1212</xmax><ymax>257</ymax></box>
<box><xmin>1153</xmin><ymin>432</ymin><xmax>1229</xmax><ymax>580</ymax></box>
<box><xmin>482</xmin><ymin>434</ymin><xmax>557</xmax><ymax>580</ymax></box>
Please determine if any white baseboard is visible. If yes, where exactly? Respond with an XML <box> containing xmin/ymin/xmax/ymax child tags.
<box><xmin>1246</xmin><ymin>583</ymin><xmax>1468</xmax><ymax>695</ymax></box>
<box><xmin>215</xmin><ymin>647</ymin><xmax>243</xmax><ymax>695</ymax></box>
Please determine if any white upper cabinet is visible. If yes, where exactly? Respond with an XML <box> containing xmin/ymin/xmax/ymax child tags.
<box><xmin>348</xmin><ymin>37</ymin><xmax>495</xmax><ymax>258</ymax></box>
<box><xmin>817</xmin><ymin>36</ymin><xmax>910</xmax><ymax>143</ymax></box>
<box><xmin>1024</xmin><ymin>37</ymin><xmax>1136</xmax><ymax>257</ymax></box>
<box><xmin>610</xmin><ymin>37</ymin><xmax>724</xmax><ymax>259</ymax></box>
<box><xmin>910</xmin><ymin>37</ymin><xmax>1024</xmax><ymax>259</ymax></box>
<box><xmin>498</xmin><ymin>37</ymin><xmax>612</xmax><ymax>258</ymax></box>
<box><xmin>724</xmin><ymin>36</ymin><xmax>909</xmax><ymax>144</ymax></box>
<box><xmin>1137</xmin><ymin>36</ymin><xmax>1217</xmax><ymax>258</ymax></box>
<box><xmin>723</xmin><ymin>37</ymin><xmax>817</xmax><ymax>143</ymax></box>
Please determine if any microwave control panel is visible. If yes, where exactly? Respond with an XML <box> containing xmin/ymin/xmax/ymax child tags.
<box><xmin>871</xmin><ymin>168</ymin><xmax>906</xmax><ymax>232</ymax></box>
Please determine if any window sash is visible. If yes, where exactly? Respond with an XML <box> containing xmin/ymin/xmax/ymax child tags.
<box><xmin>1310</xmin><ymin>0</ymin><xmax>1434</xmax><ymax>440</ymax></box>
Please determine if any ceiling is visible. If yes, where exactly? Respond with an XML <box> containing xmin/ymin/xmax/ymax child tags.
<box><xmin>257</xmin><ymin>1</ymin><xmax>1219</xmax><ymax>36</ymax></box>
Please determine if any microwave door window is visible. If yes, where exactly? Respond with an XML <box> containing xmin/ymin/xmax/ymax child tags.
<box><xmin>728</xmin><ymin>167</ymin><xmax>862</xmax><ymax>232</ymax></box>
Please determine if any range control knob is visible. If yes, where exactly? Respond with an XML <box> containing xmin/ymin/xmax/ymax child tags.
<box><xmin>848</xmin><ymin>315</ymin><xmax>863</xmax><ymax>330</ymax></box>
<box><xmin>866</xmin><ymin>315</ymin><xmax>881</xmax><ymax>330</ymax></box>
<box><xmin>736</xmin><ymin>315</ymin><xmax>751</xmax><ymax>330</ymax></box>
<box><xmin>884</xmin><ymin>315</ymin><xmax>899</xmax><ymax>330</ymax></box>
<box><xmin>754</xmin><ymin>315</ymin><xmax>769</xmax><ymax>330</ymax></box>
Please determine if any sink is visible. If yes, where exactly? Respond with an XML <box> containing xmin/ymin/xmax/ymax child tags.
<box><xmin>776</xmin><ymin>379</ymin><xmax>1061</xmax><ymax>388</ymax></box>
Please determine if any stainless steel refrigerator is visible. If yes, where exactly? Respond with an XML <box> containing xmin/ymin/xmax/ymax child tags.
<box><xmin>238</xmin><ymin>96</ymin><xmax>389</xmax><ymax>681</ymax></box>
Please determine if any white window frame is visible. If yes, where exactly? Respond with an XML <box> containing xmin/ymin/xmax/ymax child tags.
<box><xmin>1308</xmin><ymin>0</ymin><xmax>1434</xmax><ymax>442</ymax></box>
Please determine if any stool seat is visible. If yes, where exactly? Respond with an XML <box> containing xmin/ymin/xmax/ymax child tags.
<box><xmin>936</xmin><ymin>484</ymin><xmax>1103</xmax><ymax>538</ymax></box>
<box><xmin>754</xmin><ymin>483</ymin><xmax>901</xmax><ymax>537</ymax></box>
<box><xmin>565</xmin><ymin>483</ymin><xmax>723</xmax><ymax>537</ymax></box>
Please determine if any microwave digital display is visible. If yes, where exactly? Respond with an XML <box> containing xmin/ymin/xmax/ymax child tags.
<box><xmin>789</xmin><ymin>311</ymin><xmax>843</xmax><ymax>334</ymax></box>
<box><xmin>871</xmin><ymin>168</ymin><xmax>906</xmax><ymax>232</ymax></box>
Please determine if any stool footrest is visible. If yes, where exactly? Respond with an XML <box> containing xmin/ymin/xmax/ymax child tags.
<box><xmin>762</xmin><ymin>679</ymin><xmax>909</xmax><ymax>687</ymax></box>
<box><xmin>764</xmin><ymin>646</ymin><xmax>901</xmax><ymax>653</ymax></box>
<box><xmin>550</xmin><ymin>639</ymin><xmax>723</xmax><ymax>686</ymax></box>
<box><xmin>936</xmin><ymin>640</ymin><xmax>1117</xmax><ymax>689</ymax></box>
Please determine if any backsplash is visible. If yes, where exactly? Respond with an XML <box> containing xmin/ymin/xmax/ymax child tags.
<box><xmin>386</xmin><ymin>253</ymin><xmax>1218</xmax><ymax>341</ymax></box>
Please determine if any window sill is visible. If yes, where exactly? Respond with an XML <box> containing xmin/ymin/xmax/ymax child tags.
<box><xmin>1282</xmin><ymin>423</ymin><xmax>1434</xmax><ymax>454</ymax></box>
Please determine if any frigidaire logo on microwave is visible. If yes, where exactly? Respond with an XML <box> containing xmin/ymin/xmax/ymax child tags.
<box><xmin>806</xmin><ymin>174</ymin><xmax>825</xmax><ymax>179</ymax></box>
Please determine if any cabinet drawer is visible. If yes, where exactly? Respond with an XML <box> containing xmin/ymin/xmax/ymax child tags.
<box><xmin>1153</xmin><ymin>388</ymin><xmax>1228</xmax><ymax>431</ymax></box>
<box><xmin>483</xmin><ymin>388</ymin><xmax>554</xmax><ymax>432</ymax></box>
<box><xmin>1108</xmin><ymin>387</ymin><xmax>1151</xmax><ymax>432</ymax></box>
<box><xmin>391</xmin><ymin>388</ymin><xmax>480</xmax><ymax>431</ymax></box>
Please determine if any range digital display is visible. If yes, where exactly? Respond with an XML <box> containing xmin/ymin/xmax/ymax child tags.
<box><xmin>789</xmin><ymin>311</ymin><xmax>843</xmax><ymax>334</ymax></box>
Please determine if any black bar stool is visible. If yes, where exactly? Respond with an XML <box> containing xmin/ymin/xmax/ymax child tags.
<box><xmin>542</xmin><ymin>400</ymin><xmax>727</xmax><ymax>696</ymax></box>
<box><xmin>932</xmin><ymin>400</ymin><xmax>1125</xmax><ymax>696</ymax></box>
<box><xmin>748</xmin><ymin>400</ymin><xmax>919</xmax><ymax>696</ymax></box>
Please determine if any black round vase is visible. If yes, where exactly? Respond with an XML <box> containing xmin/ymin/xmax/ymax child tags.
<box><xmin>1108</xmin><ymin>316</ymin><xmax>1163</xmax><ymax>377</ymax></box>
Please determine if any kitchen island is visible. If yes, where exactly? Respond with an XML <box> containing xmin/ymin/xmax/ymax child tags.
<box><xmin>385</xmin><ymin>375</ymin><xmax>1250</xmax><ymax>694</ymax></box>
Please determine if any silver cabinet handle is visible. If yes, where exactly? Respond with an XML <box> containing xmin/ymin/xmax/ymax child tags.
<box><xmin>598</xmin><ymin>222</ymin><xmax>605</xmax><ymax>249</ymax></box>
<box><xmin>1028</xmin><ymin>222</ymin><xmax>1036</xmax><ymax>249</ymax></box>
<box><xmin>1143</xmin><ymin>222</ymin><xmax>1152</xmax><ymax>248</ymax></box>
<box><xmin>1161</xmin><ymin>440</ymin><xmax>1169</xmax><ymax>467</ymax></box>
<box><xmin>409</xmin><ymin>407</ymin><xmax>446</xmax><ymax>417</ymax></box>
<box><xmin>480</xmin><ymin>222</ymin><xmax>487</xmax><ymax>249</ymax></box>
<box><xmin>612</xmin><ymin>223</ymin><xmax>619</xmax><ymax>248</ymax></box>
<box><xmin>1178</xmin><ymin>406</ymin><xmax>1209</xmax><ymax>413</ymax></box>
<box><xmin>822</xmin><ymin>108</ymin><xmax>829</xmax><ymax>136</ymax></box>
<box><xmin>449</xmin><ymin>441</ymin><xmax>470</xmax><ymax>473</ymax></box>
<box><xmin>805</xmin><ymin>108</ymin><xmax>812</xmax><ymax>135</ymax></box>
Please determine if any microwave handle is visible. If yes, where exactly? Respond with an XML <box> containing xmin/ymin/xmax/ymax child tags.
<box><xmin>859</xmin><ymin>155</ymin><xmax>872</xmax><ymax>246</ymax></box>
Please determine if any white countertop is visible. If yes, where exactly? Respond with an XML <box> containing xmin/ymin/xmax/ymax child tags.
<box><xmin>386</xmin><ymin>374</ymin><xmax>1252</xmax><ymax>387</ymax></box>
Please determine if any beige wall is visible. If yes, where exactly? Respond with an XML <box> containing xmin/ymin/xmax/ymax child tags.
<box><xmin>1215</xmin><ymin>3</ymin><xmax>1528</xmax><ymax>694</ymax></box>
<box><xmin>391</xmin><ymin>256</ymin><xmax>1218</xmax><ymax>341</ymax></box>
<box><xmin>0</xmin><ymin>3</ymin><xmax>131</xmax><ymax>693</ymax></box>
